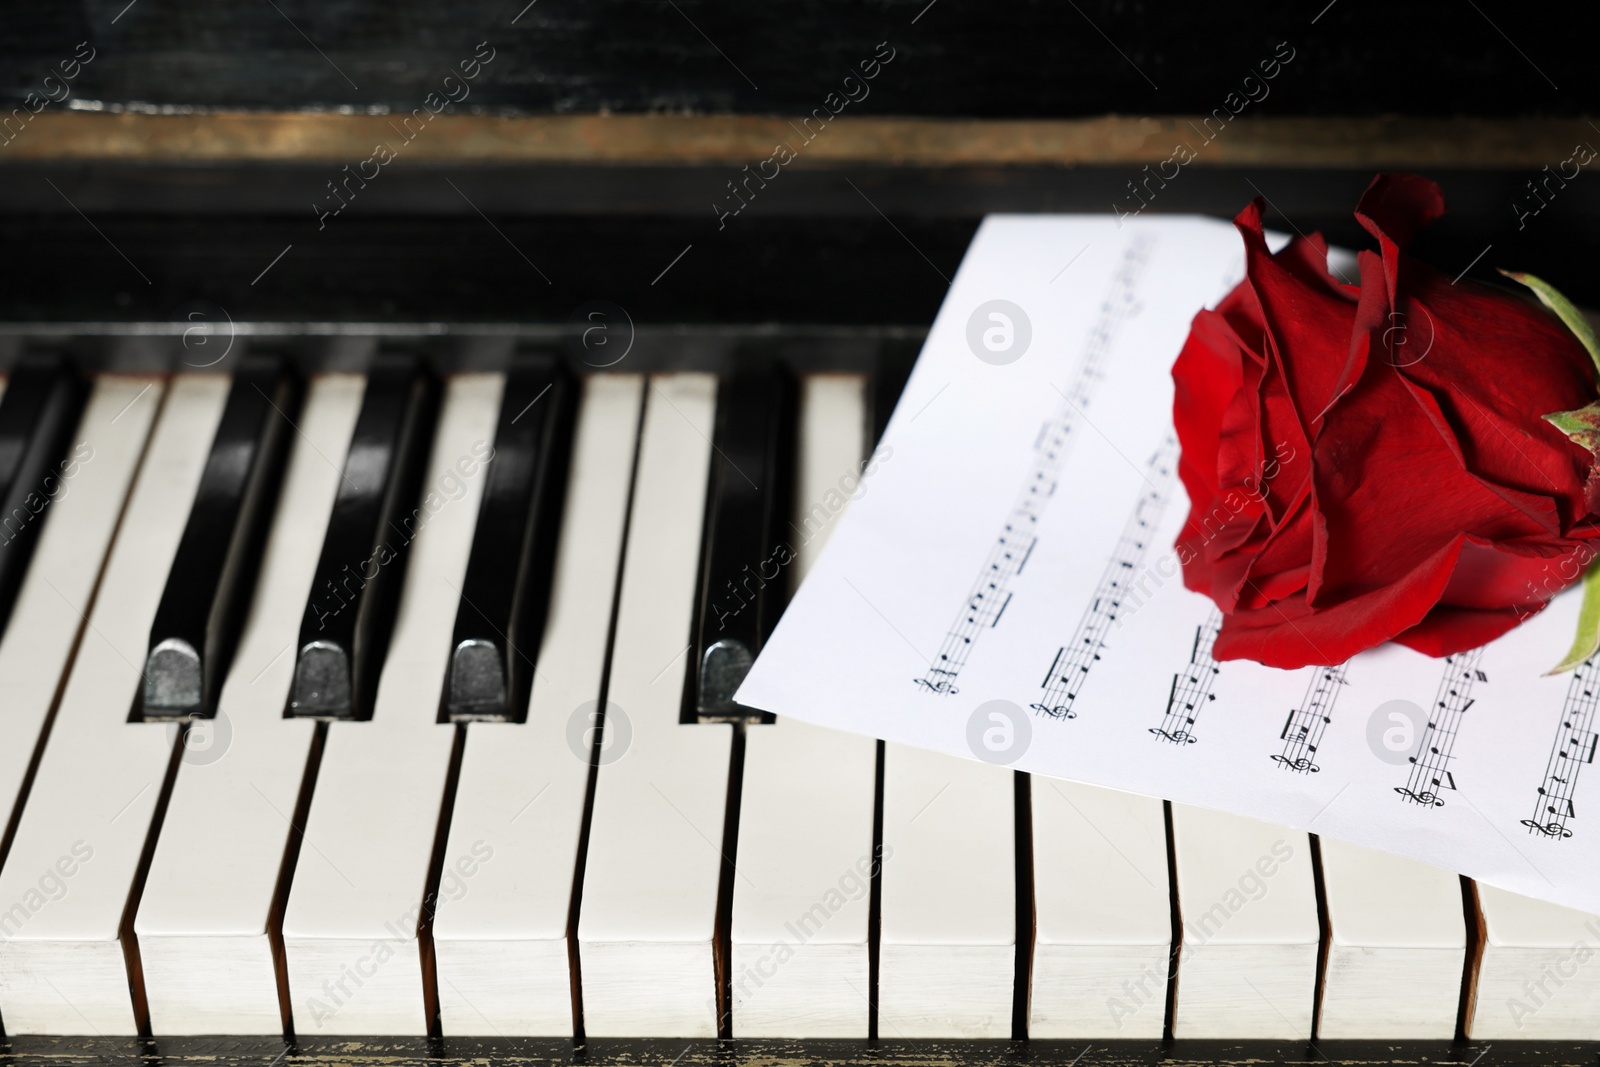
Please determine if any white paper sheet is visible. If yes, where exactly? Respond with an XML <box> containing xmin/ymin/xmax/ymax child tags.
<box><xmin>737</xmin><ymin>214</ymin><xmax>1600</xmax><ymax>915</ymax></box>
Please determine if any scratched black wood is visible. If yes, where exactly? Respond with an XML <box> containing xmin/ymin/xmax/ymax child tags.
<box><xmin>0</xmin><ymin>1036</ymin><xmax>1593</xmax><ymax>1067</ymax></box>
<box><xmin>1</xmin><ymin>166</ymin><xmax>1598</xmax><ymax>328</ymax></box>
<box><xmin>0</xmin><ymin>0</ymin><xmax>1591</xmax><ymax>117</ymax></box>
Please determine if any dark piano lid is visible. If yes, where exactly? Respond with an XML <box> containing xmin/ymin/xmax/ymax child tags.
<box><xmin>0</xmin><ymin>1</ymin><xmax>1589</xmax><ymax>117</ymax></box>
<box><xmin>0</xmin><ymin>2</ymin><xmax>1595</xmax><ymax>335</ymax></box>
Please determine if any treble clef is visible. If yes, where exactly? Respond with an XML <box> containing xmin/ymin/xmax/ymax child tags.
<box><xmin>1395</xmin><ymin>786</ymin><xmax>1444</xmax><ymax>808</ymax></box>
<box><xmin>1030</xmin><ymin>702</ymin><xmax>1076</xmax><ymax>721</ymax></box>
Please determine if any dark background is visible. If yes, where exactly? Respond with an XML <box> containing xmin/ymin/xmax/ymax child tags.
<box><xmin>0</xmin><ymin>0</ymin><xmax>1589</xmax><ymax>117</ymax></box>
<box><xmin>0</xmin><ymin>1</ymin><xmax>1595</xmax><ymax>331</ymax></box>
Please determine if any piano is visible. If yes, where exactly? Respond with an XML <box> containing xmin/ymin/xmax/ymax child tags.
<box><xmin>1</xmin><ymin>4</ymin><xmax>1598</xmax><ymax>1066</ymax></box>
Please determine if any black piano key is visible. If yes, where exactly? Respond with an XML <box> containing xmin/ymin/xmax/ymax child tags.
<box><xmin>288</xmin><ymin>355</ymin><xmax>439</xmax><ymax>720</ymax></box>
<box><xmin>690</xmin><ymin>365</ymin><xmax>796</xmax><ymax>720</ymax></box>
<box><xmin>871</xmin><ymin>337</ymin><xmax>918</xmax><ymax>446</ymax></box>
<box><xmin>142</xmin><ymin>358</ymin><xmax>299</xmax><ymax>721</ymax></box>
<box><xmin>0</xmin><ymin>357</ymin><xmax>86</xmax><ymax>640</ymax></box>
<box><xmin>443</xmin><ymin>354</ymin><xmax>576</xmax><ymax>722</ymax></box>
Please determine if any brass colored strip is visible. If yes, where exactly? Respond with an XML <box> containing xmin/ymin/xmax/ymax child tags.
<box><xmin>0</xmin><ymin>111</ymin><xmax>1591</xmax><ymax>168</ymax></box>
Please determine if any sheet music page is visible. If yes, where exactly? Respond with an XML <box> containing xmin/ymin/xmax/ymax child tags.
<box><xmin>737</xmin><ymin>214</ymin><xmax>1600</xmax><ymax>915</ymax></box>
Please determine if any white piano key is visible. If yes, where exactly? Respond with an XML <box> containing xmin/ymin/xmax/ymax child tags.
<box><xmin>879</xmin><ymin>743</ymin><xmax>1014</xmax><ymax>1038</ymax></box>
<box><xmin>0</xmin><ymin>377</ymin><xmax>153</xmax><ymax>865</ymax></box>
<box><xmin>281</xmin><ymin>373</ymin><xmax>502</xmax><ymax>1037</ymax></box>
<box><xmin>1316</xmin><ymin>838</ymin><xmax>1464</xmax><ymax>1039</ymax></box>
<box><xmin>134</xmin><ymin>375</ymin><xmax>364</xmax><ymax>1035</ymax></box>
<box><xmin>1469</xmin><ymin>883</ymin><xmax>1600</xmax><ymax>1039</ymax></box>
<box><xmin>0</xmin><ymin>375</ymin><xmax>224</xmax><ymax>1035</ymax></box>
<box><xmin>787</xmin><ymin>375</ymin><xmax>868</xmax><ymax>581</ymax></box>
<box><xmin>1029</xmin><ymin>778</ymin><xmax>1169</xmax><ymax>1039</ymax></box>
<box><xmin>431</xmin><ymin>374</ymin><xmax>642</xmax><ymax>1036</ymax></box>
<box><xmin>731</xmin><ymin>723</ymin><xmax>876</xmax><ymax>1038</ymax></box>
<box><xmin>577</xmin><ymin>373</ymin><xmax>732</xmax><ymax>1039</ymax></box>
<box><xmin>1169</xmin><ymin>804</ymin><xmax>1318</xmax><ymax>1039</ymax></box>
<box><xmin>731</xmin><ymin>374</ymin><xmax>876</xmax><ymax>1038</ymax></box>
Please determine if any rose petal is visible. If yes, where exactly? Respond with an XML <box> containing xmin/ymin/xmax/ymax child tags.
<box><xmin>1235</xmin><ymin>201</ymin><xmax>1361</xmax><ymax>448</ymax></box>
<box><xmin>1354</xmin><ymin>173</ymin><xmax>1447</xmax><ymax>282</ymax></box>
<box><xmin>1214</xmin><ymin>535</ymin><xmax>1464</xmax><ymax>668</ymax></box>
<box><xmin>1393</xmin><ymin>604</ymin><xmax>1539</xmax><ymax>657</ymax></box>
<box><xmin>1396</xmin><ymin>269</ymin><xmax>1596</xmax><ymax>531</ymax></box>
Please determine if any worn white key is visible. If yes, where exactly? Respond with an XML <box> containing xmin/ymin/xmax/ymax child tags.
<box><xmin>432</xmin><ymin>374</ymin><xmax>642</xmax><ymax>1036</ymax></box>
<box><xmin>578</xmin><ymin>373</ymin><xmax>732</xmax><ymax>1038</ymax></box>
<box><xmin>1469</xmin><ymin>883</ymin><xmax>1600</xmax><ymax>1039</ymax></box>
<box><xmin>134</xmin><ymin>375</ymin><xmax>363</xmax><ymax>1035</ymax></box>
<box><xmin>0</xmin><ymin>376</ymin><xmax>220</xmax><ymax>1035</ymax></box>
<box><xmin>282</xmin><ymin>374</ymin><xmax>502</xmax><ymax>1037</ymax></box>
<box><xmin>1030</xmin><ymin>778</ymin><xmax>1169</xmax><ymax>1038</ymax></box>
<box><xmin>786</xmin><ymin>375</ymin><xmax>869</xmax><ymax>576</ymax></box>
<box><xmin>731</xmin><ymin>374</ymin><xmax>877</xmax><ymax>1038</ymax></box>
<box><xmin>1170</xmin><ymin>804</ymin><xmax>1317</xmax><ymax>1038</ymax></box>
<box><xmin>879</xmin><ymin>743</ymin><xmax>1014</xmax><ymax>1038</ymax></box>
<box><xmin>1317</xmin><ymin>838</ymin><xmax>1464</xmax><ymax>1039</ymax></box>
<box><xmin>0</xmin><ymin>378</ymin><xmax>152</xmax><ymax>868</ymax></box>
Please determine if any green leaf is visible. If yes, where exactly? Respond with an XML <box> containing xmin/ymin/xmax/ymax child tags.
<box><xmin>1501</xmin><ymin>269</ymin><xmax>1600</xmax><ymax>376</ymax></box>
<box><xmin>1507</xmin><ymin>271</ymin><xmax>1600</xmax><ymax>672</ymax></box>
<box><xmin>1548</xmin><ymin>559</ymin><xmax>1600</xmax><ymax>674</ymax></box>
<box><xmin>1545</xmin><ymin>401</ymin><xmax>1600</xmax><ymax>453</ymax></box>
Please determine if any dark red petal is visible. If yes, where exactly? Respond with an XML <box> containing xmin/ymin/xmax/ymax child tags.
<box><xmin>1275</xmin><ymin>229</ymin><xmax>1359</xmax><ymax>301</ymax></box>
<box><xmin>1173</xmin><ymin>308</ymin><xmax>1247</xmax><ymax>503</ymax></box>
<box><xmin>1321</xmin><ymin>248</ymin><xmax>1389</xmax><ymax>432</ymax></box>
<box><xmin>1217</xmin><ymin>383</ymin><xmax>1267</xmax><ymax>504</ymax></box>
<box><xmin>1234</xmin><ymin>206</ymin><xmax>1361</xmax><ymax>449</ymax></box>
<box><xmin>1438</xmin><ymin>536</ymin><xmax>1586</xmax><ymax>611</ymax></box>
<box><xmin>1395</xmin><ymin>373</ymin><xmax>1565</xmax><ymax>538</ymax></box>
<box><xmin>1354</xmin><ymin>173</ymin><xmax>1447</xmax><ymax>267</ymax></box>
<box><xmin>1237</xmin><ymin>487</ymin><xmax>1316</xmax><ymax>603</ymax></box>
<box><xmin>1391</xmin><ymin>265</ymin><xmax>1596</xmax><ymax>531</ymax></box>
<box><xmin>1180</xmin><ymin>490</ymin><xmax>1269</xmax><ymax>612</ymax></box>
<box><xmin>1213</xmin><ymin>536</ymin><xmax>1464</xmax><ymax>669</ymax></box>
<box><xmin>1392</xmin><ymin>605</ymin><xmax>1534</xmax><ymax>658</ymax></box>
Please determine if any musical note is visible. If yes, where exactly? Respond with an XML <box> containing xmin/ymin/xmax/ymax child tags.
<box><xmin>1523</xmin><ymin>654</ymin><xmax>1599</xmax><ymax>840</ymax></box>
<box><xmin>1271</xmin><ymin>664</ymin><xmax>1349</xmax><ymax>773</ymax></box>
<box><xmin>1031</xmin><ymin>439</ymin><xmax>1177</xmax><ymax>720</ymax></box>
<box><xmin>917</xmin><ymin>236</ymin><xmax>1155</xmax><ymax>695</ymax></box>
<box><xmin>1396</xmin><ymin>647</ymin><xmax>1487</xmax><ymax>809</ymax></box>
<box><xmin>1150</xmin><ymin>608</ymin><xmax>1222</xmax><ymax>745</ymax></box>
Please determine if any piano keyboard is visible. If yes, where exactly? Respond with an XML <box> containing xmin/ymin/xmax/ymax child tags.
<box><xmin>0</xmin><ymin>353</ymin><xmax>1596</xmax><ymax>1045</ymax></box>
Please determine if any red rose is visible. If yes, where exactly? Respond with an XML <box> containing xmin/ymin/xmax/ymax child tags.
<box><xmin>1173</xmin><ymin>173</ymin><xmax>1600</xmax><ymax>669</ymax></box>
